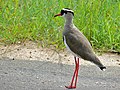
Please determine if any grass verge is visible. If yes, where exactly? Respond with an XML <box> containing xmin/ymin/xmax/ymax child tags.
<box><xmin>0</xmin><ymin>0</ymin><xmax>120</xmax><ymax>52</ymax></box>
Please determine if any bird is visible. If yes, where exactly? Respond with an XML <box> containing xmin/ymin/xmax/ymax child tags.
<box><xmin>54</xmin><ymin>8</ymin><xmax>106</xmax><ymax>89</ymax></box>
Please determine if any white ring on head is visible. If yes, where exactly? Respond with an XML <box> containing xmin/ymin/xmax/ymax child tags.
<box><xmin>62</xmin><ymin>8</ymin><xmax>74</xmax><ymax>13</ymax></box>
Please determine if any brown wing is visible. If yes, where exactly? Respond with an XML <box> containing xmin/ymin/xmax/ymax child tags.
<box><xmin>63</xmin><ymin>27</ymin><xmax>105</xmax><ymax>68</ymax></box>
<box><xmin>64</xmin><ymin>30</ymin><xmax>95</xmax><ymax>60</ymax></box>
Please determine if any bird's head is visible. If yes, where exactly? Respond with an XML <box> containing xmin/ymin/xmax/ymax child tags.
<box><xmin>54</xmin><ymin>8</ymin><xmax>74</xmax><ymax>19</ymax></box>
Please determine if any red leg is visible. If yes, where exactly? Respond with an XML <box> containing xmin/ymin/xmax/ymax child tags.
<box><xmin>74</xmin><ymin>58</ymin><xmax>79</xmax><ymax>87</ymax></box>
<box><xmin>65</xmin><ymin>57</ymin><xmax>80</xmax><ymax>89</ymax></box>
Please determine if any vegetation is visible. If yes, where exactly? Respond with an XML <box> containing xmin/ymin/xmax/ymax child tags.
<box><xmin>0</xmin><ymin>0</ymin><xmax>120</xmax><ymax>52</ymax></box>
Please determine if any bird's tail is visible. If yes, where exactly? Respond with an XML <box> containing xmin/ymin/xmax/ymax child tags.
<box><xmin>100</xmin><ymin>66</ymin><xmax>106</xmax><ymax>71</ymax></box>
<box><xmin>90</xmin><ymin>55</ymin><xmax>106</xmax><ymax>71</ymax></box>
<box><xmin>84</xmin><ymin>53</ymin><xmax>106</xmax><ymax>71</ymax></box>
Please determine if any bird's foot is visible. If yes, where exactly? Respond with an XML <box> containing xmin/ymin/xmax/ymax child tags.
<box><xmin>65</xmin><ymin>85</ymin><xmax>76</xmax><ymax>89</ymax></box>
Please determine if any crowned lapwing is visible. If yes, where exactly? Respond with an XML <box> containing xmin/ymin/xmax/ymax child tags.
<box><xmin>54</xmin><ymin>8</ymin><xmax>106</xmax><ymax>89</ymax></box>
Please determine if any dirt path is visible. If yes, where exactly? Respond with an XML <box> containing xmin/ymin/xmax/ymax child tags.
<box><xmin>0</xmin><ymin>41</ymin><xmax>120</xmax><ymax>67</ymax></box>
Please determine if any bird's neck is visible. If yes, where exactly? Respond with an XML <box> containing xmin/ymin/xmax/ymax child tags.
<box><xmin>65</xmin><ymin>18</ymin><xmax>73</xmax><ymax>26</ymax></box>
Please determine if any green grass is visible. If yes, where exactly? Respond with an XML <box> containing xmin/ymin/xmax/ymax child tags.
<box><xmin>0</xmin><ymin>0</ymin><xmax>120</xmax><ymax>52</ymax></box>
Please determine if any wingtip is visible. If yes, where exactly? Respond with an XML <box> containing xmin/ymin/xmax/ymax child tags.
<box><xmin>100</xmin><ymin>67</ymin><xmax>106</xmax><ymax>71</ymax></box>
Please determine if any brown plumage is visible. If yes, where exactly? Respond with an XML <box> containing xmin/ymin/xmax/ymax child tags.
<box><xmin>54</xmin><ymin>8</ymin><xmax>106</xmax><ymax>89</ymax></box>
<box><xmin>63</xmin><ymin>24</ymin><xmax>105</xmax><ymax>69</ymax></box>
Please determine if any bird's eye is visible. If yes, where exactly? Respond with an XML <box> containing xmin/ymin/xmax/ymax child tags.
<box><xmin>64</xmin><ymin>11</ymin><xmax>67</xmax><ymax>14</ymax></box>
<box><xmin>61</xmin><ymin>10</ymin><xmax>67</xmax><ymax>15</ymax></box>
<box><xmin>61</xmin><ymin>10</ymin><xmax>64</xmax><ymax>15</ymax></box>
